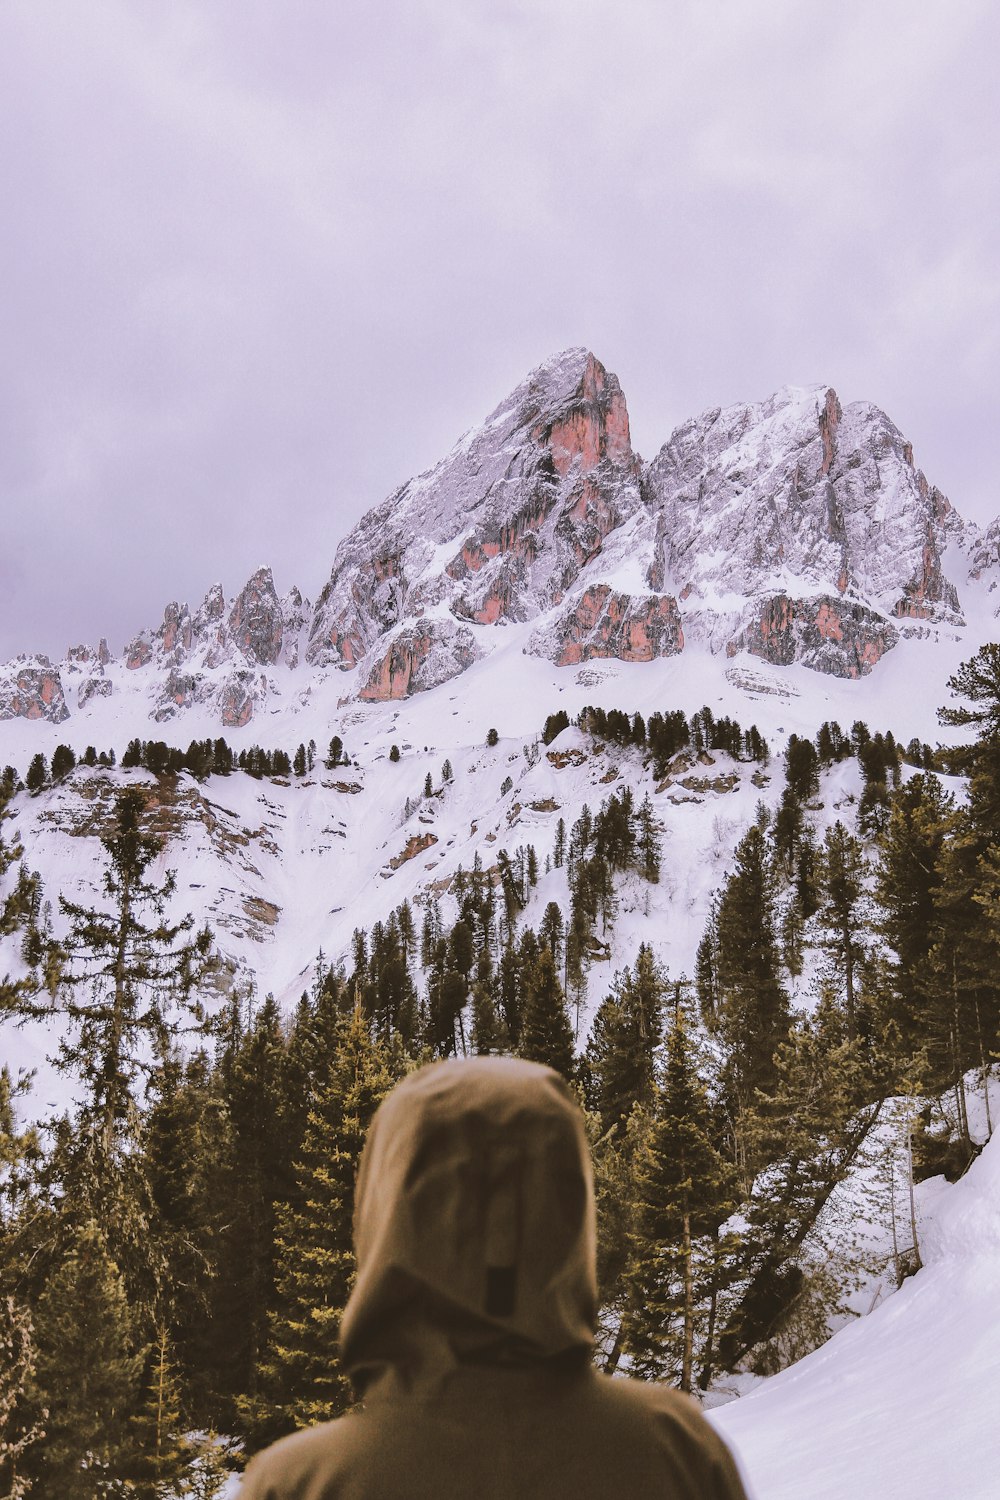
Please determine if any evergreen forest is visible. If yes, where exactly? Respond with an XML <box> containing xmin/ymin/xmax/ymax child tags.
<box><xmin>1</xmin><ymin>648</ymin><xmax>999</xmax><ymax>1495</ymax></box>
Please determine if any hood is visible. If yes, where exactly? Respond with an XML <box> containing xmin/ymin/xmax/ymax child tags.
<box><xmin>339</xmin><ymin>1056</ymin><xmax>597</xmax><ymax>1394</ymax></box>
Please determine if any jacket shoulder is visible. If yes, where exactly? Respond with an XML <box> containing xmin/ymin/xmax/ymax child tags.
<box><xmin>590</xmin><ymin>1374</ymin><xmax>749</xmax><ymax>1500</ymax></box>
<box><xmin>239</xmin><ymin>1414</ymin><xmax>362</xmax><ymax>1498</ymax></box>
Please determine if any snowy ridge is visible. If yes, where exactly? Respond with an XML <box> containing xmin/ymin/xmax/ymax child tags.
<box><xmin>3</xmin><ymin>351</ymin><xmax>999</xmax><ymax>736</ymax></box>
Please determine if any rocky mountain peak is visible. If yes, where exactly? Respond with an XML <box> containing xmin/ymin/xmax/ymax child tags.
<box><xmin>1</xmin><ymin>352</ymin><xmax>996</xmax><ymax>728</ymax></box>
<box><xmin>228</xmin><ymin>566</ymin><xmax>284</xmax><ymax>666</ymax></box>
<box><xmin>307</xmin><ymin>349</ymin><xmax>644</xmax><ymax>695</ymax></box>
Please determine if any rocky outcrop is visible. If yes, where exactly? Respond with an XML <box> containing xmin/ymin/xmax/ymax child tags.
<box><xmin>646</xmin><ymin>386</ymin><xmax>961</xmax><ymax>629</ymax></box>
<box><xmin>228</xmin><ymin>567</ymin><xmax>285</xmax><ymax>666</ymax></box>
<box><xmin>358</xmin><ymin>621</ymin><xmax>479</xmax><ymax>702</ymax></box>
<box><xmin>77</xmin><ymin>674</ymin><xmax>113</xmax><ymax>709</ymax></box>
<box><xmin>729</xmin><ymin>594</ymin><xmax>897</xmax><ymax>678</ymax></box>
<box><xmin>125</xmin><ymin>634</ymin><xmax>154</xmax><ymax>670</ymax></box>
<box><xmin>219</xmin><ymin>671</ymin><xmax>256</xmax><ymax>727</ymax></box>
<box><xmin>308</xmin><ymin>349</ymin><xmax>643</xmax><ymax>675</ymax></box>
<box><xmin>0</xmin><ymin>658</ymin><xmax>70</xmax><ymax>723</ymax></box>
<box><xmin>535</xmin><ymin>587</ymin><xmax>684</xmax><ymax>666</ymax></box>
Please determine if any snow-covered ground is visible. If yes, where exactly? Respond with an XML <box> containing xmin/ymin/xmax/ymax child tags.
<box><xmin>712</xmin><ymin>1101</ymin><xmax>1000</xmax><ymax>1500</ymax></box>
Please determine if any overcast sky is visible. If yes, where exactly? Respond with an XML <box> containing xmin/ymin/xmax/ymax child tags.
<box><xmin>1</xmin><ymin>0</ymin><xmax>998</xmax><ymax>663</ymax></box>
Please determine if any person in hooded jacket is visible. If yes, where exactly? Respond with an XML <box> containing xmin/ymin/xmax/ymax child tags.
<box><xmin>240</xmin><ymin>1055</ymin><xmax>749</xmax><ymax>1500</ymax></box>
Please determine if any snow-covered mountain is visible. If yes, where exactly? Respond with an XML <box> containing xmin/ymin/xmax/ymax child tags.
<box><xmin>2</xmin><ymin>348</ymin><xmax>998</xmax><ymax>737</ymax></box>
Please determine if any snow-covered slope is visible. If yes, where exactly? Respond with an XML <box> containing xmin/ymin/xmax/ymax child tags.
<box><xmin>712</xmin><ymin>1124</ymin><xmax>1000</xmax><ymax>1500</ymax></box>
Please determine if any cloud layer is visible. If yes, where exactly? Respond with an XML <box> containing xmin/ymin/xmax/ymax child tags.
<box><xmin>2</xmin><ymin>0</ymin><xmax>997</xmax><ymax>661</ymax></box>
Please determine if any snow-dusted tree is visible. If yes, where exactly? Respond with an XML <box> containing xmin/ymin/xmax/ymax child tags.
<box><xmin>518</xmin><ymin>948</ymin><xmax>575</xmax><ymax>1080</ymax></box>
<box><xmin>586</xmin><ymin>947</ymin><xmax>665</xmax><ymax>1133</ymax></box>
<box><xmin>24</xmin><ymin>786</ymin><xmax>213</xmax><ymax>1161</ymax></box>
<box><xmin>717</xmin><ymin>990</ymin><xmax>879</xmax><ymax>1372</ymax></box>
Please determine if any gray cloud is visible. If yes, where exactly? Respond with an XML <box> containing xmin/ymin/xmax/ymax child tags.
<box><xmin>1</xmin><ymin>0</ymin><xmax>997</xmax><ymax>661</ymax></box>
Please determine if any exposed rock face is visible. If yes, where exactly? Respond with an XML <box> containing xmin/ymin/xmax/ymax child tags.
<box><xmin>644</xmin><ymin>385</ymin><xmax>962</xmax><ymax>674</ymax></box>
<box><xmin>728</xmin><ymin>594</ymin><xmax>897</xmax><ymax>678</ymax></box>
<box><xmin>219</xmin><ymin>671</ymin><xmax>256</xmax><ymax>728</ymax></box>
<box><xmin>228</xmin><ymin>567</ymin><xmax>284</xmax><ymax>666</ymax></box>
<box><xmin>309</xmin><ymin>349</ymin><xmax>644</xmax><ymax>688</ymax></box>
<box><xmin>126</xmin><ymin>634</ymin><xmax>154</xmax><ymax>670</ymax></box>
<box><xmin>358</xmin><ymin>621</ymin><xmax>480</xmax><ymax>702</ymax></box>
<box><xmin>535</xmin><ymin>586</ymin><xmax>684</xmax><ymax>666</ymax></box>
<box><xmin>0</xmin><ymin>658</ymin><xmax>70</xmax><ymax>723</ymax></box>
<box><xmin>77</xmin><ymin>675</ymin><xmax>113</xmax><ymax>709</ymax></box>
<box><xmin>280</xmin><ymin>587</ymin><xmax>309</xmax><ymax>669</ymax></box>
<box><xmin>109</xmin><ymin>571</ymin><xmax>308</xmax><ymax>725</ymax></box>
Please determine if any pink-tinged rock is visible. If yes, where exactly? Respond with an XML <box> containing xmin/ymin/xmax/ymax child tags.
<box><xmin>0</xmin><ymin>660</ymin><xmax>71</xmax><ymax>723</ymax></box>
<box><xmin>541</xmin><ymin>352</ymin><xmax>633</xmax><ymax>476</ymax></box>
<box><xmin>545</xmin><ymin>588</ymin><xmax>684</xmax><ymax>666</ymax></box>
<box><xmin>359</xmin><ymin>622</ymin><xmax>478</xmax><ymax>701</ymax></box>
<box><xmin>98</xmin><ymin>637</ymin><xmax>112</xmax><ymax>665</ymax></box>
<box><xmin>446</xmin><ymin>498</ymin><xmax>552</xmax><ymax>583</ymax></box>
<box><xmin>308</xmin><ymin>348</ymin><xmax>641</xmax><ymax>669</ymax></box>
<box><xmin>735</xmin><ymin>594</ymin><xmax>897</xmax><ymax>678</ymax></box>
<box><xmin>126</xmin><ymin>635</ymin><xmax>154</xmax><ymax>670</ymax></box>
<box><xmin>160</xmin><ymin>602</ymin><xmax>194</xmax><ymax>655</ymax></box>
<box><xmin>818</xmin><ymin>388</ymin><xmax>842</xmax><ymax>476</ymax></box>
<box><xmin>228</xmin><ymin>567</ymin><xmax>284</xmax><ymax>666</ymax></box>
<box><xmin>892</xmin><ymin>540</ymin><xmax>960</xmax><ymax>620</ymax></box>
<box><xmin>219</xmin><ymin>674</ymin><xmax>255</xmax><ymax>727</ymax></box>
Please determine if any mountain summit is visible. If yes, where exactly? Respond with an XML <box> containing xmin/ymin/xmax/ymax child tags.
<box><xmin>0</xmin><ymin>351</ymin><xmax>991</xmax><ymax>728</ymax></box>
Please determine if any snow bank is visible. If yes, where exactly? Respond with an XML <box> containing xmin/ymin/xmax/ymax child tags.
<box><xmin>711</xmin><ymin>1131</ymin><xmax>1000</xmax><ymax>1499</ymax></box>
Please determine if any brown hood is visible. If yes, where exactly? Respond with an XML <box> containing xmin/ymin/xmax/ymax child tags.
<box><xmin>339</xmin><ymin>1057</ymin><xmax>597</xmax><ymax>1394</ymax></box>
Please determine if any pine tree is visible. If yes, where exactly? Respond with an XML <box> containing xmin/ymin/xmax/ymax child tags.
<box><xmin>716</xmin><ymin>991</ymin><xmax>879</xmax><ymax>1371</ymax></box>
<box><xmin>252</xmin><ymin>1007</ymin><xmax>396</xmax><ymax>1444</ymax></box>
<box><xmin>585</xmin><ymin>947</ymin><xmax>664</xmax><ymax>1133</ymax></box>
<box><xmin>24</xmin><ymin>786</ymin><xmax>213</xmax><ymax>1163</ymax></box>
<box><xmin>713</xmin><ymin>825</ymin><xmax>790</xmax><ymax>1172</ymax></box>
<box><xmin>815</xmin><ymin>822</ymin><xmax>869</xmax><ymax>1037</ymax></box>
<box><xmin>28</xmin><ymin>1220</ymin><xmax>143</xmax><ymax>1498</ymax></box>
<box><xmin>140</xmin><ymin>1049</ymin><xmax>236</xmax><ymax>1426</ymax></box>
<box><xmin>518</xmin><ymin>948</ymin><xmax>575</xmax><ymax>1079</ymax></box>
<box><xmin>127</xmin><ymin>1325</ymin><xmax>192</xmax><ymax>1498</ymax></box>
<box><xmin>637</xmin><ymin>794</ymin><xmax>661</xmax><ymax>883</ymax></box>
<box><xmin>218</xmin><ymin>995</ymin><xmax>293</xmax><ymax>1411</ymax></box>
<box><xmin>24</xmin><ymin>757</ymin><xmax>46</xmax><ymax>797</ymax></box>
<box><xmin>623</xmin><ymin>998</ymin><xmax>734</xmax><ymax>1391</ymax></box>
<box><xmin>50</xmin><ymin>744</ymin><xmax>76</xmax><ymax>782</ymax></box>
<box><xmin>875</xmin><ymin>773</ymin><xmax>953</xmax><ymax>1070</ymax></box>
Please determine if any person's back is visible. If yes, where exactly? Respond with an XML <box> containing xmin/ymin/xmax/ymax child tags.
<box><xmin>240</xmin><ymin>1056</ymin><xmax>748</xmax><ymax>1500</ymax></box>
